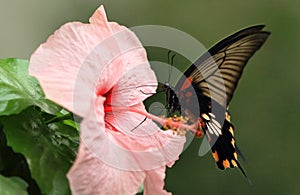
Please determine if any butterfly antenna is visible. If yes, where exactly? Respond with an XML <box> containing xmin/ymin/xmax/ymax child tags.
<box><xmin>131</xmin><ymin>117</ymin><xmax>147</xmax><ymax>132</ymax></box>
<box><xmin>167</xmin><ymin>50</ymin><xmax>172</xmax><ymax>64</ymax></box>
<box><xmin>167</xmin><ymin>51</ymin><xmax>176</xmax><ymax>83</ymax></box>
<box><xmin>139</xmin><ymin>90</ymin><xmax>156</xmax><ymax>95</ymax></box>
<box><xmin>136</xmin><ymin>84</ymin><xmax>159</xmax><ymax>95</ymax></box>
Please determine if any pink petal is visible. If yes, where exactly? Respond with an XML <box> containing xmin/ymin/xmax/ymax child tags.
<box><xmin>144</xmin><ymin>166</ymin><xmax>171</xmax><ymax>195</ymax></box>
<box><xmin>67</xmin><ymin>144</ymin><xmax>145</xmax><ymax>195</ymax></box>
<box><xmin>89</xmin><ymin>5</ymin><xmax>111</xmax><ymax>30</ymax></box>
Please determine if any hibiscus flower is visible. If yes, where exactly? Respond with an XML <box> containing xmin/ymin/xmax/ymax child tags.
<box><xmin>29</xmin><ymin>5</ymin><xmax>187</xmax><ymax>195</ymax></box>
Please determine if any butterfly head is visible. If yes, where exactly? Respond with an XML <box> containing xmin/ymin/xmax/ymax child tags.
<box><xmin>162</xmin><ymin>82</ymin><xmax>171</xmax><ymax>91</ymax></box>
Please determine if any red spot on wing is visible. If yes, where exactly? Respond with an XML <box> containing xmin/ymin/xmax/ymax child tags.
<box><xmin>180</xmin><ymin>76</ymin><xmax>193</xmax><ymax>91</ymax></box>
<box><xmin>185</xmin><ymin>91</ymin><xmax>193</xmax><ymax>97</ymax></box>
<box><xmin>179</xmin><ymin>92</ymin><xmax>184</xmax><ymax>99</ymax></box>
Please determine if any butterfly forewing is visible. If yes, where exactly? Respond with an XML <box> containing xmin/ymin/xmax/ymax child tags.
<box><xmin>182</xmin><ymin>28</ymin><xmax>270</xmax><ymax>108</ymax></box>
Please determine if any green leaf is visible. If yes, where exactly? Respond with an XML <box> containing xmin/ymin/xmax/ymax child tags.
<box><xmin>0</xmin><ymin>107</ymin><xmax>78</xmax><ymax>195</ymax></box>
<box><xmin>0</xmin><ymin>58</ymin><xmax>61</xmax><ymax>115</ymax></box>
<box><xmin>0</xmin><ymin>176</ymin><xmax>28</xmax><ymax>195</ymax></box>
<box><xmin>0</xmin><ymin>124</ymin><xmax>42</xmax><ymax>194</ymax></box>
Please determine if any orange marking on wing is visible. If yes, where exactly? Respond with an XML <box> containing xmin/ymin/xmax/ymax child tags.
<box><xmin>223</xmin><ymin>159</ymin><xmax>230</xmax><ymax>169</ymax></box>
<box><xmin>180</xmin><ymin>76</ymin><xmax>193</xmax><ymax>91</ymax></box>
<box><xmin>212</xmin><ymin>151</ymin><xmax>219</xmax><ymax>162</ymax></box>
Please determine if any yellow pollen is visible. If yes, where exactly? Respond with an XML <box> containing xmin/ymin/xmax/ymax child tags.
<box><xmin>162</xmin><ymin>116</ymin><xmax>190</xmax><ymax>136</ymax></box>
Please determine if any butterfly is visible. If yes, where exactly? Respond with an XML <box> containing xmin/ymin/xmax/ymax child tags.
<box><xmin>163</xmin><ymin>25</ymin><xmax>270</xmax><ymax>183</ymax></box>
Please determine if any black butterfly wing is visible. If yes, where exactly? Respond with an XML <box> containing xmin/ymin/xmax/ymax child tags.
<box><xmin>174</xmin><ymin>25</ymin><xmax>270</xmax><ymax>178</ymax></box>
<box><xmin>182</xmin><ymin>25</ymin><xmax>270</xmax><ymax>108</ymax></box>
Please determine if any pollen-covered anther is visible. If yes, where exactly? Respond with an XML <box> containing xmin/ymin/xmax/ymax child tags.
<box><xmin>194</xmin><ymin>129</ymin><xmax>204</xmax><ymax>138</ymax></box>
<box><xmin>163</xmin><ymin>116</ymin><xmax>189</xmax><ymax>136</ymax></box>
<box><xmin>198</xmin><ymin>118</ymin><xmax>205</xmax><ymax>127</ymax></box>
<box><xmin>192</xmin><ymin>118</ymin><xmax>204</xmax><ymax>138</ymax></box>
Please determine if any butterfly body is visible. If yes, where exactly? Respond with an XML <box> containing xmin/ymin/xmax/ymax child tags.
<box><xmin>163</xmin><ymin>25</ymin><xmax>270</xmax><ymax>182</ymax></box>
<box><xmin>162</xmin><ymin>82</ymin><xmax>181</xmax><ymax>116</ymax></box>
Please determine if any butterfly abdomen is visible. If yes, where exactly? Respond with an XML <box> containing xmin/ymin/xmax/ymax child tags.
<box><xmin>163</xmin><ymin>83</ymin><xmax>181</xmax><ymax>116</ymax></box>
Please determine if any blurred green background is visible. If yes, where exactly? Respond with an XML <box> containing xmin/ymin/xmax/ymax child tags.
<box><xmin>1</xmin><ymin>0</ymin><xmax>299</xmax><ymax>194</ymax></box>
